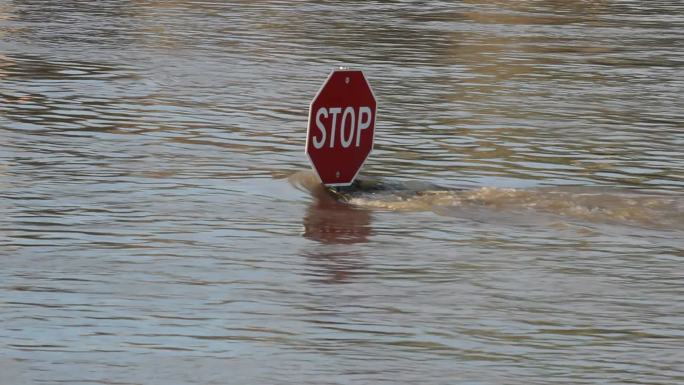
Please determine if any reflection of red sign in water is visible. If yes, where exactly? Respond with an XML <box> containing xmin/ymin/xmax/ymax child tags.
<box><xmin>302</xmin><ymin>184</ymin><xmax>372</xmax><ymax>245</ymax></box>
<box><xmin>306</xmin><ymin>69</ymin><xmax>377</xmax><ymax>186</ymax></box>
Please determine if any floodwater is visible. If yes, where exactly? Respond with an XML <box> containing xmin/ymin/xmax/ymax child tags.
<box><xmin>1</xmin><ymin>1</ymin><xmax>683</xmax><ymax>384</ymax></box>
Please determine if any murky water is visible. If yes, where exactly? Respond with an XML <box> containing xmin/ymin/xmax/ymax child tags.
<box><xmin>2</xmin><ymin>1</ymin><xmax>683</xmax><ymax>384</ymax></box>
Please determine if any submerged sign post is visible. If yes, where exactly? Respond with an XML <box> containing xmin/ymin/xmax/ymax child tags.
<box><xmin>306</xmin><ymin>68</ymin><xmax>377</xmax><ymax>186</ymax></box>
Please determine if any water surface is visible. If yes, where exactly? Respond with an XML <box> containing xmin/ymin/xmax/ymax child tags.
<box><xmin>1</xmin><ymin>2</ymin><xmax>683</xmax><ymax>384</ymax></box>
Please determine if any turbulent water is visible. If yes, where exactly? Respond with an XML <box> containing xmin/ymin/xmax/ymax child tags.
<box><xmin>1</xmin><ymin>1</ymin><xmax>683</xmax><ymax>384</ymax></box>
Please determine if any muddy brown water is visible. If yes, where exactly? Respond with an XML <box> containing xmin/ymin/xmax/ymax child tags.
<box><xmin>1</xmin><ymin>2</ymin><xmax>683</xmax><ymax>384</ymax></box>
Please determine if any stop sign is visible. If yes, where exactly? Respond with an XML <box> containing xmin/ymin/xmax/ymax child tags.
<box><xmin>305</xmin><ymin>69</ymin><xmax>377</xmax><ymax>186</ymax></box>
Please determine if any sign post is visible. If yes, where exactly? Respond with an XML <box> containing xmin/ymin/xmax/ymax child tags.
<box><xmin>305</xmin><ymin>68</ymin><xmax>377</xmax><ymax>187</ymax></box>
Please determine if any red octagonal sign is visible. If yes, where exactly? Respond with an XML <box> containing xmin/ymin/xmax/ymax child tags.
<box><xmin>306</xmin><ymin>69</ymin><xmax>377</xmax><ymax>186</ymax></box>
